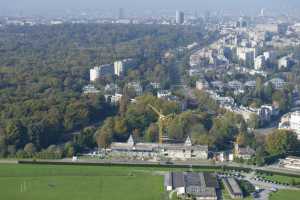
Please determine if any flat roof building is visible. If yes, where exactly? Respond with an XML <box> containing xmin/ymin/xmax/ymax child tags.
<box><xmin>222</xmin><ymin>177</ymin><xmax>243</xmax><ymax>199</ymax></box>
<box><xmin>165</xmin><ymin>172</ymin><xmax>219</xmax><ymax>200</ymax></box>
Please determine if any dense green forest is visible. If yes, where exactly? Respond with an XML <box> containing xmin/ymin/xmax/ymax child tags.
<box><xmin>0</xmin><ymin>23</ymin><xmax>205</xmax><ymax>157</ymax></box>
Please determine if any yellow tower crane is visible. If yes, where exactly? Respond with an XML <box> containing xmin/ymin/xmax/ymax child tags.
<box><xmin>148</xmin><ymin>104</ymin><xmax>174</xmax><ymax>145</ymax></box>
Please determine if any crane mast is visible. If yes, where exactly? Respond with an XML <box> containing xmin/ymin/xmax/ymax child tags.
<box><xmin>148</xmin><ymin>104</ymin><xmax>173</xmax><ymax>145</ymax></box>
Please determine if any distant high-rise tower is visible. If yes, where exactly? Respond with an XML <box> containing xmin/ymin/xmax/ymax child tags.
<box><xmin>237</xmin><ymin>17</ymin><xmax>248</xmax><ymax>28</ymax></box>
<box><xmin>194</xmin><ymin>10</ymin><xmax>199</xmax><ymax>19</ymax></box>
<box><xmin>176</xmin><ymin>10</ymin><xmax>184</xmax><ymax>24</ymax></box>
<box><xmin>260</xmin><ymin>8</ymin><xmax>265</xmax><ymax>17</ymax></box>
<box><xmin>204</xmin><ymin>11</ymin><xmax>210</xmax><ymax>23</ymax></box>
<box><xmin>118</xmin><ymin>8</ymin><xmax>125</xmax><ymax>19</ymax></box>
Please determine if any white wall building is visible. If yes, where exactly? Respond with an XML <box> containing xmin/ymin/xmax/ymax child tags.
<box><xmin>105</xmin><ymin>93</ymin><xmax>123</xmax><ymax>104</ymax></box>
<box><xmin>254</xmin><ymin>55</ymin><xmax>265</xmax><ymax>70</ymax></box>
<box><xmin>196</xmin><ymin>80</ymin><xmax>209</xmax><ymax>91</ymax></box>
<box><xmin>114</xmin><ymin>58</ymin><xmax>135</xmax><ymax>76</ymax></box>
<box><xmin>279</xmin><ymin>111</ymin><xmax>300</xmax><ymax>139</ymax></box>
<box><xmin>128</xmin><ymin>82</ymin><xmax>143</xmax><ymax>96</ymax></box>
<box><xmin>290</xmin><ymin>111</ymin><xmax>300</xmax><ymax>139</ymax></box>
<box><xmin>236</xmin><ymin>47</ymin><xmax>256</xmax><ymax>66</ymax></box>
<box><xmin>228</xmin><ymin>80</ymin><xmax>243</xmax><ymax>91</ymax></box>
<box><xmin>114</xmin><ymin>61</ymin><xmax>124</xmax><ymax>77</ymax></box>
<box><xmin>256</xmin><ymin>23</ymin><xmax>278</xmax><ymax>33</ymax></box>
<box><xmin>110</xmin><ymin>135</ymin><xmax>208</xmax><ymax>161</ymax></box>
<box><xmin>263</xmin><ymin>51</ymin><xmax>277</xmax><ymax>63</ymax></box>
<box><xmin>265</xmin><ymin>78</ymin><xmax>287</xmax><ymax>90</ymax></box>
<box><xmin>164</xmin><ymin>172</ymin><xmax>218</xmax><ymax>199</ymax></box>
<box><xmin>150</xmin><ymin>82</ymin><xmax>160</xmax><ymax>89</ymax></box>
<box><xmin>258</xmin><ymin>105</ymin><xmax>274</xmax><ymax>122</ymax></box>
<box><xmin>83</xmin><ymin>84</ymin><xmax>100</xmax><ymax>94</ymax></box>
<box><xmin>90</xmin><ymin>67</ymin><xmax>100</xmax><ymax>82</ymax></box>
<box><xmin>90</xmin><ymin>64</ymin><xmax>114</xmax><ymax>82</ymax></box>
<box><xmin>278</xmin><ymin>56</ymin><xmax>290</xmax><ymax>69</ymax></box>
<box><xmin>157</xmin><ymin>90</ymin><xmax>172</xmax><ymax>99</ymax></box>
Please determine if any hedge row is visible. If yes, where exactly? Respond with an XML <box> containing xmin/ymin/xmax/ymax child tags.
<box><xmin>18</xmin><ymin>160</ymin><xmax>251</xmax><ymax>172</ymax></box>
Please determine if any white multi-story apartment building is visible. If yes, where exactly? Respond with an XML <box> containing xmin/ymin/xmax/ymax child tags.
<box><xmin>128</xmin><ymin>82</ymin><xmax>143</xmax><ymax>96</ymax></box>
<box><xmin>114</xmin><ymin>58</ymin><xmax>135</xmax><ymax>76</ymax></box>
<box><xmin>236</xmin><ymin>47</ymin><xmax>256</xmax><ymax>66</ymax></box>
<box><xmin>254</xmin><ymin>55</ymin><xmax>265</xmax><ymax>70</ymax></box>
<box><xmin>265</xmin><ymin>78</ymin><xmax>287</xmax><ymax>90</ymax></box>
<box><xmin>263</xmin><ymin>51</ymin><xmax>277</xmax><ymax>63</ymax></box>
<box><xmin>90</xmin><ymin>67</ymin><xmax>100</xmax><ymax>82</ymax></box>
<box><xmin>278</xmin><ymin>56</ymin><xmax>290</xmax><ymax>69</ymax></box>
<box><xmin>279</xmin><ymin>111</ymin><xmax>300</xmax><ymax>139</ymax></box>
<box><xmin>113</xmin><ymin>61</ymin><xmax>124</xmax><ymax>77</ymax></box>
<box><xmin>90</xmin><ymin>64</ymin><xmax>114</xmax><ymax>82</ymax></box>
<box><xmin>255</xmin><ymin>23</ymin><xmax>278</xmax><ymax>33</ymax></box>
<box><xmin>290</xmin><ymin>111</ymin><xmax>300</xmax><ymax>139</ymax></box>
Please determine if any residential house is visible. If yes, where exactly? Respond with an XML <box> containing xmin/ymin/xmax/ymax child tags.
<box><xmin>278</xmin><ymin>56</ymin><xmax>291</xmax><ymax>69</ymax></box>
<box><xmin>234</xmin><ymin>144</ymin><xmax>255</xmax><ymax>160</ymax></box>
<box><xmin>196</xmin><ymin>79</ymin><xmax>209</xmax><ymax>91</ymax></box>
<box><xmin>128</xmin><ymin>82</ymin><xmax>143</xmax><ymax>96</ymax></box>
<box><xmin>83</xmin><ymin>84</ymin><xmax>100</xmax><ymax>94</ymax></box>
<box><xmin>266</xmin><ymin>78</ymin><xmax>287</xmax><ymax>90</ymax></box>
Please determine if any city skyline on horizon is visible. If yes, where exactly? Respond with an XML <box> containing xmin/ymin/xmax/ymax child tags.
<box><xmin>1</xmin><ymin>0</ymin><xmax>300</xmax><ymax>17</ymax></box>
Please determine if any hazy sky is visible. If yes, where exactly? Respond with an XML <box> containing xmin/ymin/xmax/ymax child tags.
<box><xmin>2</xmin><ymin>0</ymin><xmax>300</xmax><ymax>15</ymax></box>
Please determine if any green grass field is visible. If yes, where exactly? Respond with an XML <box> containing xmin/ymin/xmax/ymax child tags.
<box><xmin>0</xmin><ymin>164</ymin><xmax>167</xmax><ymax>200</ymax></box>
<box><xmin>259</xmin><ymin>174</ymin><xmax>300</xmax><ymax>185</ymax></box>
<box><xmin>269</xmin><ymin>190</ymin><xmax>300</xmax><ymax>200</ymax></box>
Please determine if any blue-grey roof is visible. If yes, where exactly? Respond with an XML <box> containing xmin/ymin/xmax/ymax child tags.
<box><xmin>172</xmin><ymin>172</ymin><xmax>185</xmax><ymax>188</ymax></box>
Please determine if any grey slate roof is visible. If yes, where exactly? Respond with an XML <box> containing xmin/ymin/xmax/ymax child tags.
<box><xmin>110</xmin><ymin>135</ymin><xmax>208</xmax><ymax>152</ymax></box>
<box><xmin>172</xmin><ymin>172</ymin><xmax>185</xmax><ymax>188</ymax></box>
<box><xmin>204</xmin><ymin>173</ymin><xmax>219</xmax><ymax>188</ymax></box>
<box><xmin>164</xmin><ymin>173</ymin><xmax>172</xmax><ymax>187</ymax></box>
<box><xmin>238</xmin><ymin>146</ymin><xmax>255</xmax><ymax>156</ymax></box>
<box><xmin>185</xmin><ymin>173</ymin><xmax>202</xmax><ymax>187</ymax></box>
<box><xmin>164</xmin><ymin>172</ymin><xmax>218</xmax><ymax>198</ymax></box>
<box><xmin>223</xmin><ymin>177</ymin><xmax>243</xmax><ymax>197</ymax></box>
